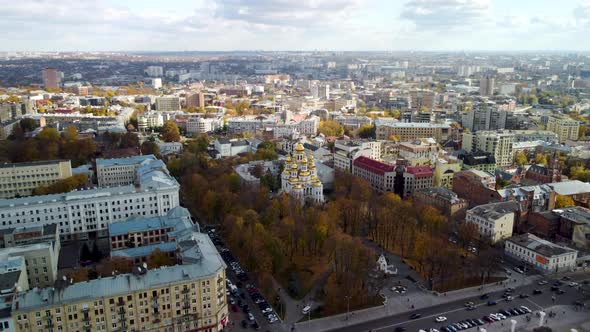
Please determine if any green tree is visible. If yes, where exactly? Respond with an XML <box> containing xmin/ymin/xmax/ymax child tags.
<box><xmin>357</xmin><ymin>124</ymin><xmax>375</xmax><ymax>139</ymax></box>
<box><xmin>161</xmin><ymin>121</ymin><xmax>181</xmax><ymax>142</ymax></box>
<box><xmin>19</xmin><ymin>118</ymin><xmax>37</xmax><ymax>132</ymax></box>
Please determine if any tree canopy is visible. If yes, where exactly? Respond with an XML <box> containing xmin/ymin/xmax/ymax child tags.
<box><xmin>161</xmin><ymin>120</ymin><xmax>181</xmax><ymax>142</ymax></box>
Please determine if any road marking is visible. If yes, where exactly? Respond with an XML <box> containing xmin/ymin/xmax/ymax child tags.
<box><xmin>374</xmin><ymin>300</ymin><xmax>508</xmax><ymax>331</ymax></box>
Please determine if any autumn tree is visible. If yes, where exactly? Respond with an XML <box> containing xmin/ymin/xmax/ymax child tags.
<box><xmin>119</xmin><ymin>132</ymin><xmax>139</xmax><ymax>148</ymax></box>
<box><xmin>357</xmin><ymin>124</ymin><xmax>375</xmax><ymax>139</ymax></box>
<box><xmin>161</xmin><ymin>120</ymin><xmax>181</xmax><ymax>142</ymax></box>
<box><xmin>34</xmin><ymin>174</ymin><xmax>88</xmax><ymax>195</ymax></box>
<box><xmin>19</xmin><ymin>118</ymin><xmax>37</xmax><ymax>132</ymax></box>
<box><xmin>319</xmin><ymin>120</ymin><xmax>344</xmax><ymax>137</ymax></box>
<box><xmin>535</xmin><ymin>153</ymin><xmax>548</xmax><ymax>166</ymax></box>
<box><xmin>514</xmin><ymin>151</ymin><xmax>528</xmax><ymax>166</ymax></box>
<box><xmin>555</xmin><ymin>194</ymin><xmax>575</xmax><ymax>208</ymax></box>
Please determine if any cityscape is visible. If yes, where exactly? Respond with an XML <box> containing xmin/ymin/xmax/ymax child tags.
<box><xmin>1</xmin><ymin>1</ymin><xmax>590</xmax><ymax>332</ymax></box>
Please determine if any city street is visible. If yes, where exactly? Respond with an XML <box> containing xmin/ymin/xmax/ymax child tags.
<box><xmin>328</xmin><ymin>275</ymin><xmax>590</xmax><ymax>332</ymax></box>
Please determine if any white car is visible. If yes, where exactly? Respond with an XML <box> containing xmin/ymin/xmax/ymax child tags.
<box><xmin>302</xmin><ymin>305</ymin><xmax>311</xmax><ymax>315</ymax></box>
<box><xmin>247</xmin><ymin>313</ymin><xmax>255</xmax><ymax>321</ymax></box>
<box><xmin>569</xmin><ymin>282</ymin><xmax>579</xmax><ymax>287</ymax></box>
<box><xmin>520</xmin><ymin>306</ymin><xmax>532</xmax><ymax>313</ymax></box>
<box><xmin>435</xmin><ymin>316</ymin><xmax>447</xmax><ymax>322</ymax></box>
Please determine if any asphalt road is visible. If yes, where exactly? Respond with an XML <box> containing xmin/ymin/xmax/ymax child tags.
<box><xmin>330</xmin><ymin>275</ymin><xmax>590</xmax><ymax>332</ymax></box>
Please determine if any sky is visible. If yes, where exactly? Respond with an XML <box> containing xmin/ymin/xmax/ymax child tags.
<box><xmin>0</xmin><ymin>0</ymin><xmax>589</xmax><ymax>52</ymax></box>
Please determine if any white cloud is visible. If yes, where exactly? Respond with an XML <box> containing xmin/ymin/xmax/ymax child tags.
<box><xmin>401</xmin><ymin>0</ymin><xmax>491</xmax><ymax>29</ymax></box>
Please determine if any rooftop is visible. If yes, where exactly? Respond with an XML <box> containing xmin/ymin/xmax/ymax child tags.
<box><xmin>353</xmin><ymin>156</ymin><xmax>394</xmax><ymax>175</ymax></box>
<box><xmin>96</xmin><ymin>155</ymin><xmax>156</xmax><ymax>167</ymax></box>
<box><xmin>111</xmin><ymin>241</ymin><xmax>177</xmax><ymax>259</ymax></box>
<box><xmin>108</xmin><ymin>207</ymin><xmax>193</xmax><ymax>237</ymax></box>
<box><xmin>554</xmin><ymin>206</ymin><xmax>590</xmax><ymax>225</ymax></box>
<box><xmin>507</xmin><ymin>233</ymin><xmax>577</xmax><ymax>257</ymax></box>
<box><xmin>405</xmin><ymin>165</ymin><xmax>434</xmax><ymax>178</ymax></box>
<box><xmin>416</xmin><ymin>187</ymin><xmax>465</xmax><ymax>204</ymax></box>
<box><xmin>0</xmin><ymin>159</ymin><xmax>70</xmax><ymax>169</ymax></box>
<box><xmin>469</xmin><ymin>201</ymin><xmax>520</xmax><ymax>221</ymax></box>
<box><xmin>14</xmin><ymin>232</ymin><xmax>224</xmax><ymax>311</ymax></box>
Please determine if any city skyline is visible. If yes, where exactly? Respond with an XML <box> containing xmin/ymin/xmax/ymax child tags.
<box><xmin>1</xmin><ymin>0</ymin><xmax>590</xmax><ymax>52</ymax></box>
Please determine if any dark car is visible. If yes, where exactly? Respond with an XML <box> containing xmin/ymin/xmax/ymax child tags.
<box><xmin>410</xmin><ymin>313</ymin><xmax>422</xmax><ymax>319</ymax></box>
<box><xmin>533</xmin><ymin>289</ymin><xmax>543</xmax><ymax>295</ymax></box>
<box><xmin>556</xmin><ymin>289</ymin><xmax>566</xmax><ymax>295</ymax></box>
<box><xmin>251</xmin><ymin>321</ymin><xmax>260</xmax><ymax>330</ymax></box>
<box><xmin>480</xmin><ymin>294</ymin><xmax>489</xmax><ymax>300</ymax></box>
<box><xmin>241</xmin><ymin>320</ymin><xmax>248</xmax><ymax>328</ymax></box>
<box><xmin>487</xmin><ymin>300</ymin><xmax>497</xmax><ymax>306</ymax></box>
<box><xmin>553</xmin><ymin>281</ymin><xmax>563</xmax><ymax>286</ymax></box>
<box><xmin>395</xmin><ymin>327</ymin><xmax>407</xmax><ymax>332</ymax></box>
<box><xmin>519</xmin><ymin>294</ymin><xmax>529</xmax><ymax>298</ymax></box>
<box><xmin>551</xmin><ymin>286</ymin><xmax>560</xmax><ymax>291</ymax></box>
<box><xmin>562</xmin><ymin>276</ymin><xmax>572</xmax><ymax>281</ymax></box>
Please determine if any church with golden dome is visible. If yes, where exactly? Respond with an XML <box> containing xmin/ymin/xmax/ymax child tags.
<box><xmin>281</xmin><ymin>143</ymin><xmax>324</xmax><ymax>205</ymax></box>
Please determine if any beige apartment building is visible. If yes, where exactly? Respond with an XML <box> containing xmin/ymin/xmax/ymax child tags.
<box><xmin>375</xmin><ymin>118</ymin><xmax>450</xmax><ymax>142</ymax></box>
<box><xmin>0</xmin><ymin>160</ymin><xmax>72</xmax><ymax>198</ymax></box>
<box><xmin>546</xmin><ymin>116</ymin><xmax>580</xmax><ymax>142</ymax></box>
<box><xmin>12</xmin><ymin>232</ymin><xmax>228</xmax><ymax>332</ymax></box>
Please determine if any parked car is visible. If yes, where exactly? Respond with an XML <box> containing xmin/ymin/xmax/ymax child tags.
<box><xmin>302</xmin><ymin>305</ymin><xmax>311</xmax><ymax>315</ymax></box>
<box><xmin>410</xmin><ymin>313</ymin><xmax>422</xmax><ymax>319</ymax></box>
<box><xmin>533</xmin><ymin>289</ymin><xmax>543</xmax><ymax>295</ymax></box>
<box><xmin>435</xmin><ymin>316</ymin><xmax>447</xmax><ymax>322</ymax></box>
<box><xmin>487</xmin><ymin>300</ymin><xmax>497</xmax><ymax>306</ymax></box>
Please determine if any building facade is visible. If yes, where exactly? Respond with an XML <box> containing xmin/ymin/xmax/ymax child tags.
<box><xmin>96</xmin><ymin>155</ymin><xmax>158</xmax><ymax>188</ymax></box>
<box><xmin>546</xmin><ymin>116</ymin><xmax>580</xmax><ymax>143</ymax></box>
<box><xmin>155</xmin><ymin>97</ymin><xmax>181</xmax><ymax>112</ymax></box>
<box><xmin>466</xmin><ymin>201</ymin><xmax>519</xmax><ymax>243</ymax></box>
<box><xmin>505</xmin><ymin>233</ymin><xmax>578</xmax><ymax>274</ymax></box>
<box><xmin>375</xmin><ymin>119</ymin><xmax>450</xmax><ymax>142</ymax></box>
<box><xmin>0</xmin><ymin>160</ymin><xmax>72</xmax><ymax>199</ymax></box>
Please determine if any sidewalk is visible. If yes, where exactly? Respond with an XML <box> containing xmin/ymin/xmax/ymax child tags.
<box><xmin>291</xmin><ymin>274</ymin><xmax>543</xmax><ymax>331</ymax></box>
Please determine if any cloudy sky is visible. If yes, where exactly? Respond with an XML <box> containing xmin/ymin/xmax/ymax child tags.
<box><xmin>0</xmin><ymin>0</ymin><xmax>589</xmax><ymax>51</ymax></box>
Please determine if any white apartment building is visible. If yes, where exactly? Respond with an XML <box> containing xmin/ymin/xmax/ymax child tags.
<box><xmin>155</xmin><ymin>97</ymin><xmax>181</xmax><ymax>112</ymax></box>
<box><xmin>0</xmin><ymin>158</ymin><xmax>179</xmax><ymax>240</ymax></box>
<box><xmin>96</xmin><ymin>155</ymin><xmax>157</xmax><ymax>187</ymax></box>
<box><xmin>546</xmin><ymin>116</ymin><xmax>580</xmax><ymax>143</ymax></box>
<box><xmin>138</xmin><ymin>112</ymin><xmax>164</xmax><ymax>130</ymax></box>
<box><xmin>145</xmin><ymin>66</ymin><xmax>163</xmax><ymax>77</ymax></box>
<box><xmin>227</xmin><ymin>116</ymin><xmax>276</xmax><ymax>134</ymax></box>
<box><xmin>157</xmin><ymin>141</ymin><xmax>183</xmax><ymax>156</ymax></box>
<box><xmin>465</xmin><ymin>201</ymin><xmax>519</xmax><ymax>243</ymax></box>
<box><xmin>186</xmin><ymin>116</ymin><xmax>223</xmax><ymax>135</ymax></box>
<box><xmin>505</xmin><ymin>233</ymin><xmax>578</xmax><ymax>274</ymax></box>
<box><xmin>0</xmin><ymin>160</ymin><xmax>72</xmax><ymax>198</ymax></box>
<box><xmin>334</xmin><ymin>140</ymin><xmax>381</xmax><ymax>172</ymax></box>
<box><xmin>463</xmin><ymin>131</ymin><xmax>514</xmax><ymax>167</ymax></box>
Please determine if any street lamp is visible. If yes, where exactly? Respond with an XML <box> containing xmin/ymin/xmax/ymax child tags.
<box><xmin>344</xmin><ymin>296</ymin><xmax>351</xmax><ymax>321</ymax></box>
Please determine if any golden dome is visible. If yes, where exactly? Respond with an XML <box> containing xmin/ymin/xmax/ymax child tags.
<box><xmin>308</xmin><ymin>154</ymin><xmax>314</xmax><ymax>160</ymax></box>
<box><xmin>289</xmin><ymin>177</ymin><xmax>299</xmax><ymax>183</ymax></box>
<box><xmin>312</xmin><ymin>181</ymin><xmax>322</xmax><ymax>187</ymax></box>
<box><xmin>311</xmin><ymin>175</ymin><xmax>319</xmax><ymax>181</ymax></box>
<box><xmin>290</xmin><ymin>163</ymin><xmax>298</xmax><ymax>169</ymax></box>
<box><xmin>295</xmin><ymin>143</ymin><xmax>305</xmax><ymax>152</ymax></box>
<box><xmin>299</xmin><ymin>171</ymin><xmax>310</xmax><ymax>177</ymax></box>
<box><xmin>294</xmin><ymin>184</ymin><xmax>304</xmax><ymax>189</ymax></box>
<box><xmin>286</xmin><ymin>154</ymin><xmax>292</xmax><ymax>162</ymax></box>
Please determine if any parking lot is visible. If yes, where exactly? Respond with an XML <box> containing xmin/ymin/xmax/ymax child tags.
<box><xmin>207</xmin><ymin>229</ymin><xmax>281</xmax><ymax>331</ymax></box>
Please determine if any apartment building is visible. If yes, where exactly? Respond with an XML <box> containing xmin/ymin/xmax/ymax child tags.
<box><xmin>414</xmin><ymin>187</ymin><xmax>469</xmax><ymax>221</ymax></box>
<box><xmin>186</xmin><ymin>116</ymin><xmax>223</xmax><ymax>135</ymax></box>
<box><xmin>402</xmin><ymin>165</ymin><xmax>434</xmax><ymax>197</ymax></box>
<box><xmin>398</xmin><ymin>138</ymin><xmax>439</xmax><ymax>166</ymax></box>
<box><xmin>352</xmin><ymin>156</ymin><xmax>396</xmax><ymax>192</ymax></box>
<box><xmin>0</xmin><ymin>160</ymin><xmax>72</xmax><ymax>199</ymax></box>
<box><xmin>505</xmin><ymin>233</ymin><xmax>578</xmax><ymax>274</ymax></box>
<box><xmin>375</xmin><ymin>118</ymin><xmax>450</xmax><ymax>142</ymax></box>
<box><xmin>0</xmin><ymin>224</ymin><xmax>58</xmax><ymax>249</ymax></box>
<box><xmin>332</xmin><ymin>115</ymin><xmax>372</xmax><ymax>130</ymax></box>
<box><xmin>155</xmin><ymin>97</ymin><xmax>181</xmax><ymax>112</ymax></box>
<box><xmin>546</xmin><ymin>116</ymin><xmax>580</xmax><ymax>142</ymax></box>
<box><xmin>0</xmin><ymin>236</ymin><xmax>60</xmax><ymax>288</ymax></box>
<box><xmin>333</xmin><ymin>140</ymin><xmax>381</xmax><ymax>172</ymax></box>
<box><xmin>138</xmin><ymin>112</ymin><xmax>164</xmax><ymax>130</ymax></box>
<box><xmin>433</xmin><ymin>159</ymin><xmax>462</xmax><ymax>189</ymax></box>
<box><xmin>0</xmin><ymin>159</ymin><xmax>179</xmax><ymax>241</ymax></box>
<box><xmin>459</xmin><ymin>151</ymin><xmax>496</xmax><ymax>173</ymax></box>
<box><xmin>466</xmin><ymin>201</ymin><xmax>520</xmax><ymax>243</ymax></box>
<box><xmin>12</xmin><ymin>231</ymin><xmax>229</xmax><ymax>332</ymax></box>
<box><xmin>96</xmin><ymin>155</ymin><xmax>157</xmax><ymax>188</ymax></box>
<box><xmin>463</xmin><ymin>131</ymin><xmax>514</xmax><ymax>167</ymax></box>
<box><xmin>186</xmin><ymin>92</ymin><xmax>205</xmax><ymax>109</ymax></box>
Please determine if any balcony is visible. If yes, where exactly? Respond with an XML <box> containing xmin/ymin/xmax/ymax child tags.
<box><xmin>118</xmin><ymin>307</ymin><xmax>126</xmax><ymax>314</ymax></box>
<box><xmin>181</xmin><ymin>288</ymin><xmax>190</xmax><ymax>294</ymax></box>
<box><xmin>82</xmin><ymin>314</ymin><xmax>90</xmax><ymax>322</ymax></box>
<box><xmin>183</xmin><ymin>304</ymin><xmax>190</xmax><ymax>310</ymax></box>
<box><xmin>117</xmin><ymin>299</ymin><xmax>125</xmax><ymax>306</ymax></box>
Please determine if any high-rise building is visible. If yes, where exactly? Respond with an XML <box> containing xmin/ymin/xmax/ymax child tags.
<box><xmin>463</xmin><ymin>131</ymin><xmax>514</xmax><ymax>167</ymax></box>
<box><xmin>186</xmin><ymin>92</ymin><xmax>205</xmax><ymax>109</ymax></box>
<box><xmin>461</xmin><ymin>108</ymin><xmax>508</xmax><ymax>132</ymax></box>
<box><xmin>546</xmin><ymin>116</ymin><xmax>580</xmax><ymax>142</ymax></box>
<box><xmin>151</xmin><ymin>78</ymin><xmax>162</xmax><ymax>89</ymax></box>
<box><xmin>42</xmin><ymin>68</ymin><xmax>61</xmax><ymax>89</ymax></box>
<box><xmin>155</xmin><ymin>97</ymin><xmax>181</xmax><ymax>112</ymax></box>
<box><xmin>479</xmin><ymin>75</ymin><xmax>495</xmax><ymax>96</ymax></box>
<box><xmin>145</xmin><ymin>66</ymin><xmax>164</xmax><ymax>77</ymax></box>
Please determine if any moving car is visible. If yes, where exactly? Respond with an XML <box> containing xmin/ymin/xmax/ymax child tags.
<box><xmin>533</xmin><ymin>289</ymin><xmax>543</xmax><ymax>295</ymax></box>
<box><xmin>435</xmin><ymin>316</ymin><xmax>447</xmax><ymax>322</ymax></box>
<box><xmin>538</xmin><ymin>280</ymin><xmax>548</xmax><ymax>285</ymax></box>
<box><xmin>487</xmin><ymin>300</ymin><xmax>497</xmax><ymax>306</ymax></box>
<box><xmin>410</xmin><ymin>313</ymin><xmax>422</xmax><ymax>319</ymax></box>
<box><xmin>302</xmin><ymin>305</ymin><xmax>311</xmax><ymax>315</ymax></box>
